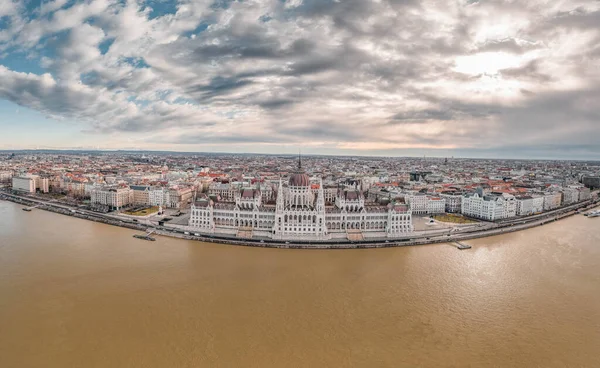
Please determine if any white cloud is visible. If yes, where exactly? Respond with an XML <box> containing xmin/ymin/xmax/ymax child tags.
<box><xmin>0</xmin><ymin>0</ymin><xmax>598</xmax><ymax>155</ymax></box>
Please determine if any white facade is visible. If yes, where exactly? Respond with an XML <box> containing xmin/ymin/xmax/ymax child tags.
<box><xmin>440</xmin><ymin>193</ymin><xmax>462</xmax><ymax>213</ymax></box>
<box><xmin>426</xmin><ymin>197</ymin><xmax>446</xmax><ymax>214</ymax></box>
<box><xmin>531</xmin><ymin>195</ymin><xmax>544</xmax><ymax>214</ymax></box>
<box><xmin>462</xmin><ymin>192</ymin><xmax>516</xmax><ymax>221</ymax></box>
<box><xmin>149</xmin><ymin>188</ymin><xmax>168</xmax><ymax>206</ymax></box>
<box><xmin>543</xmin><ymin>192</ymin><xmax>562</xmax><ymax>211</ymax></box>
<box><xmin>407</xmin><ymin>193</ymin><xmax>445</xmax><ymax>214</ymax></box>
<box><xmin>516</xmin><ymin>196</ymin><xmax>538</xmax><ymax>216</ymax></box>
<box><xmin>561</xmin><ymin>188</ymin><xmax>579</xmax><ymax>205</ymax></box>
<box><xmin>208</xmin><ymin>182</ymin><xmax>239</xmax><ymax>201</ymax></box>
<box><xmin>91</xmin><ymin>187</ymin><xmax>134</xmax><ymax>210</ymax></box>
<box><xmin>12</xmin><ymin>176</ymin><xmax>36</xmax><ymax>193</ymax></box>
<box><xmin>406</xmin><ymin>193</ymin><xmax>428</xmax><ymax>214</ymax></box>
<box><xmin>578</xmin><ymin>187</ymin><xmax>591</xmax><ymax>202</ymax></box>
<box><xmin>189</xmin><ymin>160</ymin><xmax>413</xmax><ymax>241</ymax></box>
<box><xmin>38</xmin><ymin>177</ymin><xmax>49</xmax><ymax>193</ymax></box>
<box><xmin>0</xmin><ymin>171</ymin><xmax>13</xmax><ymax>182</ymax></box>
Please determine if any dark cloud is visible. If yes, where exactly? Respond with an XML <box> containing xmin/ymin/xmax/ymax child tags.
<box><xmin>476</xmin><ymin>38</ymin><xmax>539</xmax><ymax>54</ymax></box>
<box><xmin>500</xmin><ymin>60</ymin><xmax>551</xmax><ymax>82</ymax></box>
<box><xmin>390</xmin><ymin>109</ymin><xmax>455</xmax><ymax>123</ymax></box>
<box><xmin>258</xmin><ymin>98</ymin><xmax>295</xmax><ymax>109</ymax></box>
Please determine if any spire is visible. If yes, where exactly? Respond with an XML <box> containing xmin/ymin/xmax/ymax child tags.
<box><xmin>276</xmin><ymin>176</ymin><xmax>284</xmax><ymax>211</ymax></box>
<box><xmin>298</xmin><ymin>149</ymin><xmax>302</xmax><ymax>170</ymax></box>
<box><xmin>317</xmin><ymin>177</ymin><xmax>325</xmax><ymax>211</ymax></box>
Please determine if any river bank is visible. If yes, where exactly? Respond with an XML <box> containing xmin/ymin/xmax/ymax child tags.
<box><xmin>1</xmin><ymin>191</ymin><xmax>598</xmax><ymax>249</ymax></box>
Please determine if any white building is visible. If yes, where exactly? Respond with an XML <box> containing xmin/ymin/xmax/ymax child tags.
<box><xmin>543</xmin><ymin>192</ymin><xmax>562</xmax><ymax>211</ymax></box>
<box><xmin>149</xmin><ymin>187</ymin><xmax>168</xmax><ymax>206</ymax></box>
<box><xmin>440</xmin><ymin>192</ymin><xmax>462</xmax><ymax>213</ymax></box>
<box><xmin>531</xmin><ymin>195</ymin><xmax>544</xmax><ymax>214</ymax></box>
<box><xmin>578</xmin><ymin>187</ymin><xmax>591</xmax><ymax>202</ymax></box>
<box><xmin>91</xmin><ymin>186</ymin><xmax>134</xmax><ymax>210</ymax></box>
<box><xmin>561</xmin><ymin>188</ymin><xmax>579</xmax><ymax>205</ymax></box>
<box><xmin>0</xmin><ymin>170</ymin><xmax>13</xmax><ymax>182</ymax></box>
<box><xmin>406</xmin><ymin>193</ymin><xmax>428</xmax><ymax>214</ymax></box>
<box><xmin>516</xmin><ymin>196</ymin><xmax>535</xmax><ymax>216</ymax></box>
<box><xmin>462</xmin><ymin>192</ymin><xmax>516</xmax><ymax>221</ymax></box>
<box><xmin>208</xmin><ymin>182</ymin><xmax>239</xmax><ymax>202</ymax></box>
<box><xmin>38</xmin><ymin>177</ymin><xmax>49</xmax><ymax>193</ymax></box>
<box><xmin>407</xmin><ymin>193</ymin><xmax>445</xmax><ymax>214</ymax></box>
<box><xmin>189</xmin><ymin>159</ymin><xmax>413</xmax><ymax>241</ymax></box>
<box><xmin>131</xmin><ymin>185</ymin><xmax>151</xmax><ymax>205</ymax></box>
<box><xmin>12</xmin><ymin>176</ymin><xmax>36</xmax><ymax>193</ymax></box>
<box><xmin>426</xmin><ymin>197</ymin><xmax>446</xmax><ymax>214</ymax></box>
<box><xmin>168</xmin><ymin>187</ymin><xmax>193</xmax><ymax>209</ymax></box>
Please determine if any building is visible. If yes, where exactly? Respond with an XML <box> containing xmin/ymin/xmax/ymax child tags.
<box><xmin>440</xmin><ymin>192</ymin><xmax>462</xmax><ymax>213</ymax></box>
<box><xmin>582</xmin><ymin>176</ymin><xmax>600</xmax><ymax>189</ymax></box>
<box><xmin>406</xmin><ymin>193</ymin><xmax>428</xmax><ymax>214</ymax></box>
<box><xmin>543</xmin><ymin>192</ymin><xmax>562</xmax><ymax>211</ymax></box>
<box><xmin>168</xmin><ymin>187</ymin><xmax>193</xmax><ymax>209</ymax></box>
<box><xmin>516</xmin><ymin>196</ymin><xmax>538</xmax><ymax>216</ymax></box>
<box><xmin>578</xmin><ymin>187</ymin><xmax>591</xmax><ymax>202</ymax></box>
<box><xmin>12</xmin><ymin>176</ymin><xmax>36</xmax><ymax>193</ymax></box>
<box><xmin>38</xmin><ymin>177</ymin><xmax>49</xmax><ymax>193</ymax></box>
<box><xmin>561</xmin><ymin>187</ymin><xmax>580</xmax><ymax>205</ymax></box>
<box><xmin>407</xmin><ymin>193</ymin><xmax>445</xmax><ymax>215</ymax></box>
<box><xmin>90</xmin><ymin>186</ymin><xmax>134</xmax><ymax>210</ymax></box>
<box><xmin>189</xmin><ymin>158</ymin><xmax>413</xmax><ymax>241</ymax></box>
<box><xmin>531</xmin><ymin>195</ymin><xmax>544</xmax><ymax>214</ymax></box>
<box><xmin>0</xmin><ymin>170</ymin><xmax>13</xmax><ymax>183</ymax></box>
<box><xmin>461</xmin><ymin>192</ymin><xmax>516</xmax><ymax>221</ymax></box>
<box><xmin>208</xmin><ymin>182</ymin><xmax>239</xmax><ymax>201</ymax></box>
<box><xmin>149</xmin><ymin>187</ymin><xmax>168</xmax><ymax>206</ymax></box>
<box><xmin>426</xmin><ymin>197</ymin><xmax>446</xmax><ymax>214</ymax></box>
<box><xmin>131</xmin><ymin>185</ymin><xmax>151</xmax><ymax>206</ymax></box>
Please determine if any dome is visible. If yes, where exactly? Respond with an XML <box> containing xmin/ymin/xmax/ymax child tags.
<box><xmin>288</xmin><ymin>153</ymin><xmax>310</xmax><ymax>187</ymax></box>
<box><xmin>289</xmin><ymin>172</ymin><xmax>310</xmax><ymax>187</ymax></box>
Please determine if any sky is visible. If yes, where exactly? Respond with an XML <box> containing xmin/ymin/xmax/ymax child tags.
<box><xmin>0</xmin><ymin>0</ymin><xmax>599</xmax><ymax>159</ymax></box>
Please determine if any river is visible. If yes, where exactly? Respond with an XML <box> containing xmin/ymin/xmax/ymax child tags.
<box><xmin>1</xmin><ymin>200</ymin><xmax>600</xmax><ymax>367</ymax></box>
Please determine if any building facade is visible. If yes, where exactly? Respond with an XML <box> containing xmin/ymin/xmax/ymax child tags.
<box><xmin>440</xmin><ymin>192</ymin><xmax>462</xmax><ymax>213</ymax></box>
<box><xmin>12</xmin><ymin>176</ymin><xmax>36</xmax><ymax>193</ymax></box>
<box><xmin>91</xmin><ymin>186</ymin><xmax>134</xmax><ymax>210</ymax></box>
<box><xmin>0</xmin><ymin>170</ymin><xmax>13</xmax><ymax>183</ymax></box>
<box><xmin>462</xmin><ymin>192</ymin><xmax>517</xmax><ymax>221</ymax></box>
<box><xmin>189</xmin><ymin>160</ymin><xmax>413</xmax><ymax>241</ymax></box>
<box><xmin>543</xmin><ymin>192</ymin><xmax>562</xmax><ymax>211</ymax></box>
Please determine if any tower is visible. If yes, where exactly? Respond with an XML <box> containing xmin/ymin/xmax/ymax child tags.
<box><xmin>276</xmin><ymin>177</ymin><xmax>284</xmax><ymax>212</ymax></box>
<box><xmin>316</xmin><ymin>178</ymin><xmax>325</xmax><ymax>212</ymax></box>
<box><xmin>315</xmin><ymin>178</ymin><xmax>327</xmax><ymax>237</ymax></box>
<box><xmin>273</xmin><ymin>177</ymin><xmax>285</xmax><ymax>237</ymax></box>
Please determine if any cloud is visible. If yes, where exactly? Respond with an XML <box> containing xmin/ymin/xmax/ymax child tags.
<box><xmin>0</xmin><ymin>0</ymin><xmax>598</xmax><ymax>157</ymax></box>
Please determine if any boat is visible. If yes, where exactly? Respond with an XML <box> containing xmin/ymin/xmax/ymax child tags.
<box><xmin>133</xmin><ymin>234</ymin><xmax>156</xmax><ymax>241</ymax></box>
<box><xmin>22</xmin><ymin>208</ymin><xmax>32</xmax><ymax>212</ymax></box>
<box><xmin>588</xmin><ymin>211</ymin><xmax>600</xmax><ymax>218</ymax></box>
<box><xmin>454</xmin><ymin>241</ymin><xmax>472</xmax><ymax>250</ymax></box>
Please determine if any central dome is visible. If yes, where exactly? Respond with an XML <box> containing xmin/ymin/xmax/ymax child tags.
<box><xmin>289</xmin><ymin>172</ymin><xmax>310</xmax><ymax>187</ymax></box>
<box><xmin>289</xmin><ymin>153</ymin><xmax>310</xmax><ymax>187</ymax></box>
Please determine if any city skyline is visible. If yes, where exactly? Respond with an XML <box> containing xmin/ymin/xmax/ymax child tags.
<box><xmin>1</xmin><ymin>0</ymin><xmax>599</xmax><ymax>159</ymax></box>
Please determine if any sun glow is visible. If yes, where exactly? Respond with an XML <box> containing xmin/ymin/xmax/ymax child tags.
<box><xmin>454</xmin><ymin>52</ymin><xmax>525</xmax><ymax>75</ymax></box>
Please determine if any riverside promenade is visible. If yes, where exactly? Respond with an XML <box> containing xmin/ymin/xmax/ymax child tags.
<box><xmin>1</xmin><ymin>190</ymin><xmax>598</xmax><ymax>249</ymax></box>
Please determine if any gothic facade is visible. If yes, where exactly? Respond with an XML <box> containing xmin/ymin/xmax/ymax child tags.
<box><xmin>189</xmin><ymin>162</ymin><xmax>413</xmax><ymax>241</ymax></box>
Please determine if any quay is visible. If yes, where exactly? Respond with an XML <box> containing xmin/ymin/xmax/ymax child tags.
<box><xmin>1</xmin><ymin>191</ymin><xmax>599</xmax><ymax>250</ymax></box>
<box><xmin>133</xmin><ymin>234</ymin><xmax>156</xmax><ymax>241</ymax></box>
<box><xmin>454</xmin><ymin>242</ymin><xmax>472</xmax><ymax>250</ymax></box>
<box><xmin>133</xmin><ymin>229</ymin><xmax>157</xmax><ymax>241</ymax></box>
